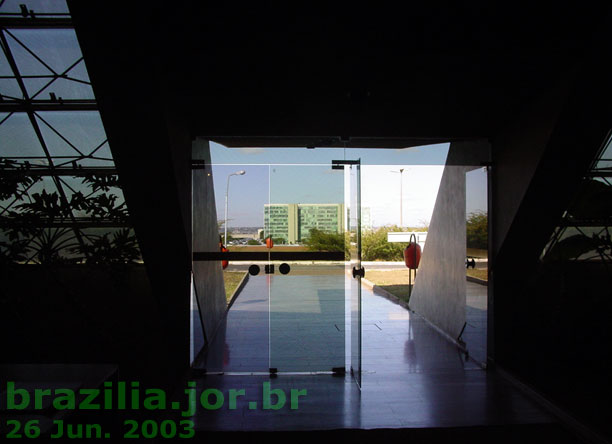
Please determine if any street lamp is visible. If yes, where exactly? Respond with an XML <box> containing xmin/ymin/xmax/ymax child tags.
<box><xmin>224</xmin><ymin>170</ymin><xmax>246</xmax><ymax>245</ymax></box>
<box><xmin>391</xmin><ymin>168</ymin><xmax>404</xmax><ymax>228</ymax></box>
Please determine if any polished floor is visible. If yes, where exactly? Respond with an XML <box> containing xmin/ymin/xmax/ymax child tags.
<box><xmin>195</xmin><ymin>271</ymin><xmax>346</xmax><ymax>373</ymax></box>
<box><xmin>465</xmin><ymin>281</ymin><xmax>488</xmax><ymax>366</ymax></box>
<box><xmin>191</xmin><ymin>274</ymin><xmax>554</xmax><ymax>431</ymax></box>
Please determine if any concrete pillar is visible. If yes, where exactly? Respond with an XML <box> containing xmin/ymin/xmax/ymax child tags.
<box><xmin>192</xmin><ymin>138</ymin><xmax>227</xmax><ymax>344</ymax></box>
<box><xmin>409</xmin><ymin>165</ymin><xmax>470</xmax><ymax>340</ymax></box>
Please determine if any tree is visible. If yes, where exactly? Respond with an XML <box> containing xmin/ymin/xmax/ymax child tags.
<box><xmin>303</xmin><ymin>228</ymin><xmax>347</xmax><ymax>255</ymax></box>
<box><xmin>466</xmin><ymin>211</ymin><xmax>488</xmax><ymax>249</ymax></box>
<box><xmin>247</xmin><ymin>239</ymin><xmax>260</xmax><ymax>245</ymax></box>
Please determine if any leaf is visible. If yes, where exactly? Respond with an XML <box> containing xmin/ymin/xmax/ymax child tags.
<box><xmin>70</xmin><ymin>228</ymin><xmax>140</xmax><ymax>264</ymax></box>
<box><xmin>0</xmin><ymin>239</ymin><xmax>29</xmax><ymax>264</ymax></box>
<box><xmin>546</xmin><ymin>234</ymin><xmax>607</xmax><ymax>261</ymax></box>
<box><xmin>568</xmin><ymin>179</ymin><xmax>612</xmax><ymax>220</ymax></box>
<box><xmin>81</xmin><ymin>174</ymin><xmax>122</xmax><ymax>193</ymax></box>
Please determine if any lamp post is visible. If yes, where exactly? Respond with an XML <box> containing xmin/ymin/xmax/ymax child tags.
<box><xmin>224</xmin><ymin>170</ymin><xmax>246</xmax><ymax>244</ymax></box>
<box><xmin>391</xmin><ymin>168</ymin><xmax>404</xmax><ymax>227</ymax></box>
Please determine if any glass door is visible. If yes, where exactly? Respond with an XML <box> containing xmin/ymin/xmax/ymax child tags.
<box><xmin>347</xmin><ymin>161</ymin><xmax>363</xmax><ymax>387</ymax></box>
<box><xmin>196</xmin><ymin>153</ymin><xmax>361</xmax><ymax>379</ymax></box>
<box><xmin>268</xmin><ymin>165</ymin><xmax>346</xmax><ymax>372</ymax></box>
<box><xmin>192</xmin><ymin>162</ymin><xmax>271</xmax><ymax>373</ymax></box>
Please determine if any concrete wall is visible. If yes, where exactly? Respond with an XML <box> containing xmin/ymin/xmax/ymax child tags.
<box><xmin>409</xmin><ymin>165</ymin><xmax>470</xmax><ymax>339</ymax></box>
<box><xmin>192</xmin><ymin>138</ymin><xmax>227</xmax><ymax>344</ymax></box>
<box><xmin>489</xmin><ymin>62</ymin><xmax>612</xmax><ymax>437</ymax></box>
<box><xmin>0</xmin><ymin>265</ymin><xmax>162</xmax><ymax>383</ymax></box>
<box><xmin>490</xmin><ymin>84</ymin><xmax>569</xmax><ymax>255</ymax></box>
<box><xmin>70</xmin><ymin>6</ymin><xmax>195</xmax><ymax>387</ymax></box>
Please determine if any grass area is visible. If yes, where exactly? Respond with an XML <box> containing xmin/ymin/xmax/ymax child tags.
<box><xmin>365</xmin><ymin>269</ymin><xmax>416</xmax><ymax>303</ymax></box>
<box><xmin>365</xmin><ymin>270</ymin><xmax>414</xmax><ymax>286</ymax></box>
<box><xmin>467</xmin><ymin>248</ymin><xmax>488</xmax><ymax>258</ymax></box>
<box><xmin>466</xmin><ymin>268</ymin><xmax>488</xmax><ymax>281</ymax></box>
<box><xmin>366</xmin><ymin>267</ymin><xmax>488</xmax><ymax>302</ymax></box>
<box><xmin>376</xmin><ymin>284</ymin><xmax>413</xmax><ymax>302</ymax></box>
<box><xmin>223</xmin><ymin>271</ymin><xmax>247</xmax><ymax>304</ymax></box>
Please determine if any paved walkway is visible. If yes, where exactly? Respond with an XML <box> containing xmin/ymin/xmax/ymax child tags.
<box><xmin>190</xmin><ymin>274</ymin><xmax>552</xmax><ymax>431</ymax></box>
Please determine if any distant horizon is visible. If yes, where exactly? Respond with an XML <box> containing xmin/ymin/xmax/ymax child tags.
<box><xmin>210</xmin><ymin>142</ymin><xmax>487</xmax><ymax>229</ymax></box>
<box><xmin>219</xmin><ymin>222</ymin><xmax>435</xmax><ymax>232</ymax></box>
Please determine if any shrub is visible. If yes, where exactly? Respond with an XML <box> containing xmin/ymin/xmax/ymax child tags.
<box><xmin>362</xmin><ymin>225</ymin><xmax>426</xmax><ymax>261</ymax></box>
<box><xmin>303</xmin><ymin>228</ymin><xmax>346</xmax><ymax>253</ymax></box>
<box><xmin>466</xmin><ymin>211</ymin><xmax>488</xmax><ymax>249</ymax></box>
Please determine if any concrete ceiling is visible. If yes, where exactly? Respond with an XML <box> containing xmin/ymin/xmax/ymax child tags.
<box><xmin>69</xmin><ymin>2</ymin><xmax>610</xmax><ymax>148</ymax></box>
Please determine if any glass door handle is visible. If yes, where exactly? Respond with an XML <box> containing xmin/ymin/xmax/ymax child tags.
<box><xmin>352</xmin><ymin>267</ymin><xmax>365</xmax><ymax>279</ymax></box>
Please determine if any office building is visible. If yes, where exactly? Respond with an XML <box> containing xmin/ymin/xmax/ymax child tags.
<box><xmin>264</xmin><ymin>203</ymin><xmax>344</xmax><ymax>243</ymax></box>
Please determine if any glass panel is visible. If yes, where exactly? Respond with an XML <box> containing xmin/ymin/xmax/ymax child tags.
<box><xmin>594</xmin><ymin>136</ymin><xmax>612</xmax><ymax>171</ymax></box>
<box><xmin>7</xmin><ymin>29</ymin><xmax>83</xmax><ymax>76</ymax></box>
<box><xmin>465</xmin><ymin>167</ymin><xmax>488</xmax><ymax>366</ymax></box>
<box><xmin>348</xmin><ymin>162</ymin><xmax>362</xmax><ymax>386</ymax></box>
<box><xmin>201</xmin><ymin>162</ymin><xmax>270</xmax><ymax>372</ymax></box>
<box><xmin>48</xmin><ymin>142</ymin><xmax>114</xmax><ymax>167</ymax></box>
<box><xmin>0</xmin><ymin>171</ymin><xmax>49</xmax><ymax>214</ymax></box>
<box><xmin>269</xmin><ymin>165</ymin><xmax>346</xmax><ymax>372</ymax></box>
<box><xmin>0</xmin><ymin>45</ymin><xmax>15</xmax><ymax>76</ymax></box>
<box><xmin>29</xmin><ymin>77</ymin><xmax>95</xmax><ymax>100</ymax></box>
<box><xmin>55</xmin><ymin>174</ymin><xmax>125</xmax><ymax>210</ymax></box>
<box><xmin>0</xmin><ymin>0</ymin><xmax>69</xmax><ymax>14</ymax></box>
<box><xmin>4</xmin><ymin>31</ymin><xmax>55</xmax><ymax>76</ymax></box>
<box><xmin>22</xmin><ymin>77</ymin><xmax>54</xmax><ymax>98</ymax></box>
<box><xmin>0</xmin><ymin>169</ymin><xmax>38</xmax><ymax>214</ymax></box>
<box><xmin>0</xmin><ymin>112</ymin><xmax>47</xmax><ymax>158</ymax></box>
<box><xmin>54</xmin><ymin>156</ymin><xmax>114</xmax><ymax>168</ymax></box>
<box><xmin>19</xmin><ymin>174</ymin><xmax>61</xmax><ymax>200</ymax></box>
<box><xmin>541</xmin><ymin>133</ymin><xmax>612</xmax><ymax>263</ymax></box>
<box><xmin>77</xmin><ymin>227</ymin><xmax>140</xmax><ymax>263</ymax></box>
<box><xmin>64</xmin><ymin>59</ymin><xmax>91</xmax><ymax>83</ymax></box>
<box><xmin>0</xmin><ymin>78</ymin><xmax>23</xmax><ymax>100</ymax></box>
<box><xmin>56</xmin><ymin>175</ymin><xmax>89</xmax><ymax>195</ymax></box>
<box><xmin>0</xmin><ymin>176</ymin><xmax>70</xmax><ymax>265</ymax></box>
<box><xmin>0</xmin><ymin>10</ymin><xmax>141</xmax><ymax>269</ymax></box>
<box><xmin>545</xmin><ymin>225</ymin><xmax>610</xmax><ymax>261</ymax></box>
<box><xmin>36</xmin><ymin>111</ymin><xmax>107</xmax><ymax>159</ymax></box>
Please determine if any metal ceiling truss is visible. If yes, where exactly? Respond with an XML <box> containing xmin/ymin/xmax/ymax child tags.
<box><xmin>0</xmin><ymin>5</ymin><xmax>140</xmax><ymax>265</ymax></box>
<box><xmin>541</xmin><ymin>150</ymin><xmax>612</xmax><ymax>264</ymax></box>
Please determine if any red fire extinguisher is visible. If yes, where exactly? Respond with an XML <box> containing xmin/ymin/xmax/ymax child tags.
<box><xmin>404</xmin><ymin>237</ymin><xmax>421</xmax><ymax>269</ymax></box>
<box><xmin>404</xmin><ymin>233</ymin><xmax>421</xmax><ymax>299</ymax></box>
<box><xmin>220</xmin><ymin>242</ymin><xmax>229</xmax><ymax>270</ymax></box>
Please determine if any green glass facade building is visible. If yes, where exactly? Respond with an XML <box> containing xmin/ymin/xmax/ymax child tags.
<box><xmin>264</xmin><ymin>203</ymin><xmax>344</xmax><ymax>243</ymax></box>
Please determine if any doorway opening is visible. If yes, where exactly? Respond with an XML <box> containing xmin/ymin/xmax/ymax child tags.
<box><xmin>190</xmin><ymin>141</ymin><xmax>489</xmax><ymax>378</ymax></box>
<box><xmin>183</xmin><ymin>142</ymin><xmax>555</xmax><ymax>434</ymax></box>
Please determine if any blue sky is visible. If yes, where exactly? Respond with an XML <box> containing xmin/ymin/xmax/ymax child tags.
<box><xmin>210</xmin><ymin>142</ymin><xmax>487</xmax><ymax>228</ymax></box>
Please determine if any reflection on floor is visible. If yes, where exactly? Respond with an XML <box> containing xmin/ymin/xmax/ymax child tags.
<box><xmin>191</xmin><ymin>275</ymin><xmax>554</xmax><ymax>431</ymax></box>
<box><xmin>195</xmin><ymin>276</ymin><xmax>270</xmax><ymax>372</ymax></box>
<box><xmin>465</xmin><ymin>281</ymin><xmax>487</xmax><ymax>366</ymax></box>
